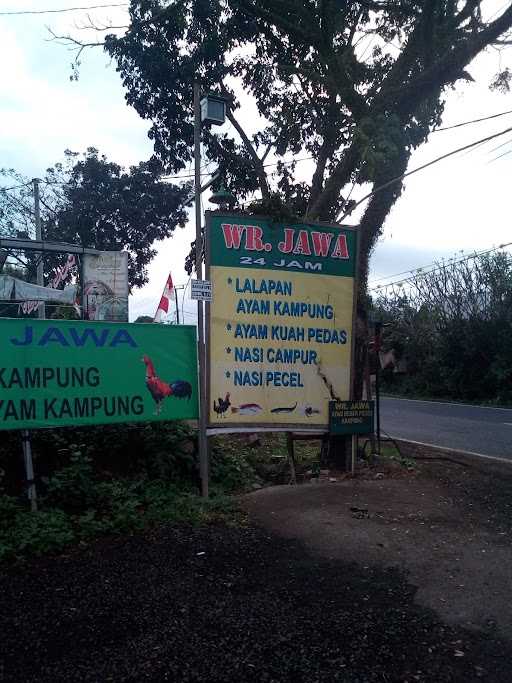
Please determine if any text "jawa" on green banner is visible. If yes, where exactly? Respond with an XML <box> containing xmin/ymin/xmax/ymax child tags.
<box><xmin>0</xmin><ymin>319</ymin><xmax>198</xmax><ymax>430</ymax></box>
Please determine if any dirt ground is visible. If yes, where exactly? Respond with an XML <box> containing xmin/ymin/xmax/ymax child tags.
<box><xmin>244</xmin><ymin>454</ymin><xmax>512</xmax><ymax>639</ymax></box>
<box><xmin>2</xmin><ymin>453</ymin><xmax>512</xmax><ymax>681</ymax></box>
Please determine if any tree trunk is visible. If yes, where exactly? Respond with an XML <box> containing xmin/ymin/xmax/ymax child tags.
<box><xmin>357</xmin><ymin>147</ymin><xmax>411</xmax><ymax>295</ymax></box>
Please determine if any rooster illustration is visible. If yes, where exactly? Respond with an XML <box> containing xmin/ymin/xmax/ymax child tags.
<box><xmin>213</xmin><ymin>393</ymin><xmax>231</xmax><ymax>418</ymax></box>
<box><xmin>142</xmin><ymin>355</ymin><xmax>192</xmax><ymax>415</ymax></box>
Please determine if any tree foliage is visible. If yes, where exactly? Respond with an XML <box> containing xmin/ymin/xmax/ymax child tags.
<box><xmin>72</xmin><ymin>0</ymin><xmax>512</xmax><ymax>288</ymax></box>
<box><xmin>1</xmin><ymin>149</ymin><xmax>190</xmax><ymax>290</ymax></box>
<box><xmin>374</xmin><ymin>251</ymin><xmax>512</xmax><ymax>403</ymax></box>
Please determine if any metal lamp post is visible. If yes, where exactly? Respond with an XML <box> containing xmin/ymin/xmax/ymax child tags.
<box><xmin>194</xmin><ymin>85</ymin><xmax>228</xmax><ymax>498</ymax></box>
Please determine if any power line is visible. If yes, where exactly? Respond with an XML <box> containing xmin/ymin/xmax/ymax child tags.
<box><xmin>369</xmin><ymin>242</ymin><xmax>512</xmax><ymax>284</ymax></box>
<box><xmin>490</xmin><ymin>148</ymin><xmax>512</xmax><ymax>163</ymax></box>
<box><xmin>0</xmin><ymin>3</ymin><xmax>128</xmax><ymax>16</ymax></box>
<box><xmin>0</xmin><ymin>181</ymin><xmax>32</xmax><ymax>192</ymax></box>
<box><xmin>162</xmin><ymin>155</ymin><xmax>315</xmax><ymax>181</ymax></box>
<box><xmin>370</xmin><ymin>242</ymin><xmax>512</xmax><ymax>292</ymax></box>
<box><xmin>487</xmin><ymin>136</ymin><xmax>512</xmax><ymax>155</ymax></box>
<box><xmin>433</xmin><ymin>108</ymin><xmax>512</xmax><ymax>132</ymax></box>
<box><xmin>338</xmin><ymin>124</ymin><xmax>512</xmax><ymax>221</ymax></box>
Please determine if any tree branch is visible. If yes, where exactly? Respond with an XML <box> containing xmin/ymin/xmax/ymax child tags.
<box><xmin>308</xmin><ymin>140</ymin><xmax>362</xmax><ymax>219</ymax></box>
<box><xmin>47</xmin><ymin>27</ymin><xmax>104</xmax><ymax>62</ymax></box>
<box><xmin>225</xmin><ymin>109</ymin><xmax>270</xmax><ymax>200</ymax></box>
<box><xmin>454</xmin><ymin>0</ymin><xmax>481</xmax><ymax>27</ymax></box>
<box><xmin>261</xmin><ymin>143</ymin><xmax>273</xmax><ymax>163</ymax></box>
<box><xmin>407</xmin><ymin>4</ymin><xmax>512</xmax><ymax>108</ymax></box>
<box><xmin>308</xmin><ymin>95</ymin><xmax>338</xmax><ymax>210</ymax></box>
<box><xmin>230</xmin><ymin>0</ymin><xmax>320</xmax><ymax>48</ymax></box>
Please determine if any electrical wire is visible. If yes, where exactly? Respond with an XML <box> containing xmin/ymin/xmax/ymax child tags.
<box><xmin>370</xmin><ymin>244</ymin><xmax>497</xmax><ymax>286</ymax></box>
<box><xmin>370</xmin><ymin>242</ymin><xmax>512</xmax><ymax>292</ymax></box>
<box><xmin>338</xmin><ymin>124</ymin><xmax>512</xmax><ymax>222</ymax></box>
<box><xmin>433</xmin><ymin>108</ymin><xmax>512</xmax><ymax>132</ymax></box>
<box><xmin>487</xmin><ymin>136</ymin><xmax>512</xmax><ymax>155</ymax></box>
<box><xmin>0</xmin><ymin>3</ymin><xmax>128</xmax><ymax>16</ymax></box>
<box><xmin>0</xmin><ymin>181</ymin><xmax>32</xmax><ymax>192</ymax></box>
<box><xmin>162</xmin><ymin>155</ymin><xmax>315</xmax><ymax>181</ymax></box>
<box><xmin>489</xmin><ymin>148</ymin><xmax>512</xmax><ymax>163</ymax></box>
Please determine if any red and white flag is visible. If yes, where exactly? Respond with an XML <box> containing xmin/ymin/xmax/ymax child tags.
<box><xmin>154</xmin><ymin>272</ymin><xmax>174</xmax><ymax>322</ymax></box>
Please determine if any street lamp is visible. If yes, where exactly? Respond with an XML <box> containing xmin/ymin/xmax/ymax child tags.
<box><xmin>209</xmin><ymin>183</ymin><xmax>236</xmax><ymax>210</ymax></box>
<box><xmin>200</xmin><ymin>94</ymin><xmax>227</xmax><ymax>126</ymax></box>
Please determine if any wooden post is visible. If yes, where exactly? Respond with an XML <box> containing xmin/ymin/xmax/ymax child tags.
<box><xmin>351</xmin><ymin>434</ymin><xmax>357</xmax><ymax>475</ymax></box>
<box><xmin>363</xmin><ymin>345</ymin><xmax>377</xmax><ymax>457</ymax></box>
<box><xmin>286</xmin><ymin>432</ymin><xmax>297</xmax><ymax>485</ymax></box>
<box><xmin>21</xmin><ymin>430</ymin><xmax>37</xmax><ymax>512</ymax></box>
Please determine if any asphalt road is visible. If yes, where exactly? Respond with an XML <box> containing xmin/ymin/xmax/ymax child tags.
<box><xmin>381</xmin><ymin>396</ymin><xmax>512</xmax><ymax>459</ymax></box>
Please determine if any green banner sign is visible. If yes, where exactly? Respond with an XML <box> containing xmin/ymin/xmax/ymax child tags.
<box><xmin>329</xmin><ymin>400</ymin><xmax>375</xmax><ymax>435</ymax></box>
<box><xmin>0</xmin><ymin>319</ymin><xmax>198</xmax><ymax>430</ymax></box>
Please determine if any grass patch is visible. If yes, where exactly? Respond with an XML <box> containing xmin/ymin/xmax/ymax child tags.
<box><xmin>0</xmin><ymin>449</ymin><xmax>245</xmax><ymax>563</ymax></box>
<box><xmin>0</xmin><ymin>483</ymin><xmax>243</xmax><ymax>563</ymax></box>
<box><xmin>379</xmin><ymin>441</ymin><xmax>417</xmax><ymax>470</ymax></box>
<box><xmin>0</xmin><ymin>430</ymin><xmax>322</xmax><ymax>563</ymax></box>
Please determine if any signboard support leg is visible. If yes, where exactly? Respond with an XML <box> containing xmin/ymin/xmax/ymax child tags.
<box><xmin>21</xmin><ymin>430</ymin><xmax>37</xmax><ymax>512</ymax></box>
<box><xmin>286</xmin><ymin>432</ymin><xmax>297</xmax><ymax>485</ymax></box>
<box><xmin>375</xmin><ymin>363</ymin><xmax>381</xmax><ymax>455</ymax></box>
<box><xmin>364</xmin><ymin>349</ymin><xmax>377</xmax><ymax>456</ymax></box>
<box><xmin>351</xmin><ymin>434</ymin><xmax>357</xmax><ymax>475</ymax></box>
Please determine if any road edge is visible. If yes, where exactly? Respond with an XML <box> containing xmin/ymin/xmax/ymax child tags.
<box><xmin>382</xmin><ymin>395</ymin><xmax>512</xmax><ymax>412</ymax></box>
<box><xmin>392</xmin><ymin>437</ymin><xmax>512</xmax><ymax>466</ymax></box>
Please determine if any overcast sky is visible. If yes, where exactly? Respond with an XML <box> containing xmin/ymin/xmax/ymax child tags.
<box><xmin>1</xmin><ymin>0</ymin><xmax>511</xmax><ymax>321</ymax></box>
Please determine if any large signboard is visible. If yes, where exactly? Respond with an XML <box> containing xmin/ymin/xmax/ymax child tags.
<box><xmin>206</xmin><ymin>212</ymin><xmax>358</xmax><ymax>430</ymax></box>
<box><xmin>83</xmin><ymin>251</ymin><xmax>129</xmax><ymax>322</ymax></box>
<box><xmin>0</xmin><ymin>319</ymin><xmax>198</xmax><ymax>430</ymax></box>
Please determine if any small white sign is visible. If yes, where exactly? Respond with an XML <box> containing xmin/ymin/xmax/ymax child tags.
<box><xmin>191</xmin><ymin>279</ymin><xmax>213</xmax><ymax>301</ymax></box>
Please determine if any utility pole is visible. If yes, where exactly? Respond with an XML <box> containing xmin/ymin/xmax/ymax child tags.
<box><xmin>194</xmin><ymin>82</ymin><xmax>209</xmax><ymax>498</ymax></box>
<box><xmin>20</xmin><ymin>179</ymin><xmax>43</xmax><ymax>512</ymax></box>
<box><xmin>33</xmin><ymin>178</ymin><xmax>45</xmax><ymax>319</ymax></box>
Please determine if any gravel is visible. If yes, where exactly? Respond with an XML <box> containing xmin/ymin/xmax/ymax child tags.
<box><xmin>1</xmin><ymin>521</ymin><xmax>511</xmax><ymax>682</ymax></box>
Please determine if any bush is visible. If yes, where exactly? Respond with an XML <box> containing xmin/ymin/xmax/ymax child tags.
<box><xmin>0</xmin><ymin>423</ymin><xmax>259</xmax><ymax>562</ymax></box>
<box><xmin>45</xmin><ymin>448</ymin><xmax>98</xmax><ymax>513</ymax></box>
<box><xmin>0</xmin><ymin>497</ymin><xmax>75</xmax><ymax>562</ymax></box>
<box><xmin>374</xmin><ymin>252</ymin><xmax>512</xmax><ymax>404</ymax></box>
<box><xmin>0</xmin><ymin>477</ymin><xmax>242</xmax><ymax>563</ymax></box>
<box><xmin>210</xmin><ymin>446</ymin><xmax>258</xmax><ymax>492</ymax></box>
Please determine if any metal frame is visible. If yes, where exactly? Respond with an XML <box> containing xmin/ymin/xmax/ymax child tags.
<box><xmin>205</xmin><ymin>210</ymin><xmax>360</xmax><ymax>434</ymax></box>
<box><xmin>0</xmin><ymin>237</ymin><xmax>104</xmax><ymax>256</ymax></box>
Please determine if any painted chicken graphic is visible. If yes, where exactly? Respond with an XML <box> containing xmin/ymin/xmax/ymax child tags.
<box><xmin>213</xmin><ymin>393</ymin><xmax>231</xmax><ymax>418</ymax></box>
<box><xmin>142</xmin><ymin>355</ymin><xmax>192</xmax><ymax>415</ymax></box>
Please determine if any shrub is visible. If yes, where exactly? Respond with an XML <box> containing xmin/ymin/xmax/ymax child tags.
<box><xmin>45</xmin><ymin>448</ymin><xmax>99</xmax><ymax>513</ymax></box>
<box><xmin>0</xmin><ymin>498</ymin><xmax>75</xmax><ymax>561</ymax></box>
<box><xmin>210</xmin><ymin>444</ymin><xmax>258</xmax><ymax>492</ymax></box>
